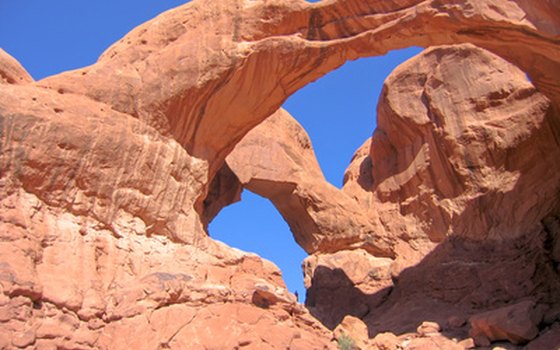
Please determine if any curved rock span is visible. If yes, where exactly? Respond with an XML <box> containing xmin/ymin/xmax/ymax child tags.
<box><xmin>1</xmin><ymin>0</ymin><xmax>560</xmax><ymax>349</ymax></box>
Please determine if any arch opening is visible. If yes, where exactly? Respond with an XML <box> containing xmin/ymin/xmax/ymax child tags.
<box><xmin>209</xmin><ymin>189</ymin><xmax>308</xmax><ymax>300</ymax></box>
<box><xmin>207</xmin><ymin>47</ymin><xmax>423</xmax><ymax>300</ymax></box>
<box><xmin>284</xmin><ymin>47</ymin><xmax>423</xmax><ymax>188</ymax></box>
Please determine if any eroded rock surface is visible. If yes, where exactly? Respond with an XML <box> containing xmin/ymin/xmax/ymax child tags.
<box><xmin>1</xmin><ymin>0</ymin><xmax>560</xmax><ymax>349</ymax></box>
<box><xmin>224</xmin><ymin>43</ymin><xmax>560</xmax><ymax>345</ymax></box>
<box><xmin>469</xmin><ymin>300</ymin><xmax>543</xmax><ymax>345</ymax></box>
<box><xmin>0</xmin><ymin>49</ymin><xmax>333</xmax><ymax>349</ymax></box>
<box><xmin>356</xmin><ymin>44</ymin><xmax>559</xmax><ymax>244</ymax></box>
<box><xmin>224</xmin><ymin>109</ymin><xmax>391</xmax><ymax>255</ymax></box>
<box><xmin>0</xmin><ymin>49</ymin><xmax>33</xmax><ymax>85</ymax></box>
<box><xmin>36</xmin><ymin>0</ymin><xmax>560</xmax><ymax>222</ymax></box>
<box><xmin>312</xmin><ymin>44</ymin><xmax>560</xmax><ymax>346</ymax></box>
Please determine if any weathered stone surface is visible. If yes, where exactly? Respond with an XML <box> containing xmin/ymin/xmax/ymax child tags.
<box><xmin>447</xmin><ymin>315</ymin><xmax>467</xmax><ymax>330</ymax></box>
<box><xmin>469</xmin><ymin>300</ymin><xmax>543</xmax><ymax>345</ymax></box>
<box><xmin>371</xmin><ymin>328</ymin><xmax>468</xmax><ymax>350</ymax></box>
<box><xmin>345</xmin><ymin>43</ymin><xmax>559</xmax><ymax>244</ymax></box>
<box><xmin>0</xmin><ymin>49</ymin><xmax>33</xmax><ymax>85</ymax></box>
<box><xmin>225</xmin><ymin>109</ymin><xmax>391</xmax><ymax>254</ymax></box>
<box><xmin>300</xmin><ymin>43</ymin><xmax>560</xmax><ymax>336</ymax></box>
<box><xmin>457</xmin><ymin>338</ymin><xmax>476</xmax><ymax>349</ymax></box>
<box><xmin>416</xmin><ymin>321</ymin><xmax>441</xmax><ymax>337</ymax></box>
<box><xmin>0</xmin><ymin>187</ymin><xmax>334</xmax><ymax>349</ymax></box>
<box><xmin>0</xmin><ymin>83</ymin><xmax>208</xmax><ymax>246</ymax></box>
<box><xmin>237</xmin><ymin>42</ymin><xmax>560</xmax><ymax>344</ymax></box>
<box><xmin>387</xmin><ymin>46</ymin><xmax>554</xmax><ymax>241</ymax></box>
<box><xmin>333</xmin><ymin>315</ymin><xmax>370</xmax><ymax>350</ymax></box>
<box><xmin>525</xmin><ymin>324</ymin><xmax>560</xmax><ymax>350</ymax></box>
<box><xmin>402</xmin><ymin>336</ymin><xmax>464</xmax><ymax>350</ymax></box>
<box><xmin>0</xmin><ymin>64</ymin><xmax>333</xmax><ymax>348</ymax></box>
<box><xmin>218</xmin><ymin>41</ymin><xmax>559</xmax><ymax>344</ymax></box>
<box><xmin>371</xmin><ymin>332</ymin><xmax>400</xmax><ymax>350</ymax></box>
<box><xmin>1</xmin><ymin>0</ymin><xmax>560</xmax><ymax>348</ymax></box>
<box><xmin>36</xmin><ymin>0</ymin><xmax>560</xmax><ymax>220</ymax></box>
<box><xmin>304</xmin><ymin>249</ymin><xmax>393</xmax><ymax>329</ymax></box>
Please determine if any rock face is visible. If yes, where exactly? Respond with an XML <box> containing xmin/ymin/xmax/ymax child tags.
<box><xmin>361</xmin><ymin>44</ymin><xmax>559</xmax><ymax>244</ymax></box>
<box><xmin>224</xmin><ymin>109</ymin><xmax>392</xmax><ymax>255</ymax></box>
<box><xmin>322</xmin><ymin>44</ymin><xmax>560</xmax><ymax>338</ymax></box>
<box><xmin>333</xmin><ymin>315</ymin><xmax>370</xmax><ymax>350</ymax></box>
<box><xmin>0</xmin><ymin>49</ymin><xmax>33</xmax><ymax>85</ymax></box>
<box><xmin>0</xmin><ymin>49</ymin><xmax>333</xmax><ymax>349</ymax></box>
<box><xmin>36</xmin><ymin>0</ymin><xmax>560</xmax><ymax>220</ymax></box>
<box><xmin>229</xmin><ymin>43</ymin><xmax>560</xmax><ymax>341</ymax></box>
<box><xmin>1</xmin><ymin>0</ymin><xmax>560</xmax><ymax>349</ymax></box>
<box><xmin>342</xmin><ymin>43</ymin><xmax>560</xmax><ymax>283</ymax></box>
<box><xmin>469</xmin><ymin>300</ymin><xmax>543</xmax><ymax>345</ymax></box>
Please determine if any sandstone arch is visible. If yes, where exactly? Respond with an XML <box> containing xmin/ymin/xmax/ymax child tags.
<box><xmin>33</xmin><ymin>0</ymin><xmax>560</xmax><ymax>252</ymax></box>
<box><xmin>209</xmin><ymin>42</ymin><xmax>560</xmax><ymax>335</ymax></box>
<box><xmin>1</xmin><ymin>1</ymin><xmax>560</xmax><ymax>348</ymax></box>
<box><xmin>218</xmin><ymin>108</ymin><xmax>392</xmax><ymax>255</ymax></box>
<box><xmin>38</xmin><ymin>0</ymin><xmax>560</xmax><ymax>166</ymax></box>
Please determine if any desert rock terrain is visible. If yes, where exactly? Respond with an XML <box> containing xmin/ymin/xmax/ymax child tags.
<box><xmin>1</xmin><ymin>0</ymin><xmax>560</xmax><ymax>349</ymax></box>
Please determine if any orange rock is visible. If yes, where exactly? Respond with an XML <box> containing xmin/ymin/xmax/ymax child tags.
<box><xmin>225</xmin><ymin>108</ymin><xmax>391</xmax><ymax>255</ymax></box>
<box><xmin>403</xmin><ymin>336</ymin><xmax>463</xmax><ymax>350</ymax></box>
<box><xmin>469</xmin><ymin>300</ymin><xmax>544</xmax><ymax>344</ymax></box>
<box><xmin>350</xmin><ymin>43</ymin><xmax>558</xmax><ymax>244</ymax></box>
<box><xmin>35</xmin><ymin>0</ymin><xmax>560</xmax><ymax>177</ymax></box>
<box><xmin>416</xmin><ymin>321</ymin><xmax>441</xmax><ymax>337</ymax></box>
<box><xmin>333</xmin><ymin>315</ymin><xmax>370</xmax><ymax>350</ymax></box>
<box><xmin>457</xmin><ymin>338</ymin><xmax>476</xmax><ymax>349</ymax></box>
<box><xmin>0</xmin><ymin>48</ymin><xmax>33</xmax><ymax>85</ymax></box>
<box><xmin>372</xmin><ymin>332</ymin><xmax>400</xmax><ymax>350</ymax></box>
<box><xmin>304</xmin><ymin>249</ymin><xmax>394</xmax><ymax>329</ymax></box>
<box><xmin>1</xmin><ymin>0</ymin><xmax>560</xmax><ymax>348</ymax></box>
<box><xmin>320</xmin><ymin>43</ymin><xmax>560</xmax><ymax>336</ymax></box>
<box><xmin>11</xmin><ymin>329</ymin><xmax>36</xmax><ymax>348</ymax></box>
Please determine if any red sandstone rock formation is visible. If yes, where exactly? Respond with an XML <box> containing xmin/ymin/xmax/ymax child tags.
<box><xmin>224</xmin><ymin>109</ymin><xmax>391</xmax><ymax>255</ymax></box>
<box><xmin>36</xmin><ymin>0</ymin><xmax>560</xmax><ymax>229</ymax></box>
<box><xmin>469</xmin><ymin>300</ymin><xmax>543</xmax><ymax>345</ymax></box>
<box><xmin>223</xmin><ymin>43</ymin><xmax>560</xmax><ymax>347</ymax></box>
<box><xmin>0</xmin><ymin>49</ymin><xmax>32</xmax><ymax>85</ymax></box>
<box><xmin>1</xmin><ymin>0</ymin><xmax>560</xmax><ymax>349</ymax></box>
<box><xmin>313</xmin><ymin>43</ymin><xmax>560</xmax><ymax>344</ymax></box>
<box><xmin>223</xmin><ymin>45</ymin><xmax>560</xmax><ymax>348</ymax></box>
<box><xmin>0</xmin><ymin>43</ymin><xmax>333</xmax><ymax>350</ymax></box>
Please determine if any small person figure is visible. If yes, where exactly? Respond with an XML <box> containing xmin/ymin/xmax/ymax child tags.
<box><xmin>294</xmin><ymin>290</ymin><xmax>299</xmax><ymax>302</ymax></box>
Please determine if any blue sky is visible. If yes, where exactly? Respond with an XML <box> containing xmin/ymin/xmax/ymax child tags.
<box><xmin>0</xmin><ymin>1</ymin><xmax>420</xmax><ymax>300</ymax></box>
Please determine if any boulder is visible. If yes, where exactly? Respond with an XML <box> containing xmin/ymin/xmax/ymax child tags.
<box><xmin>333</xmin><ymin>316</ymin><xmax>370</xmax><ymax>350</ymax></box>
<box><xmin>416</xmin><ymin>321</ymin><xmax>441</xmax><ymax>337</ymax></box>
<box><xmin>469</xmin><ymin>300</ymin><xmax>544</xmax><ymax>345</ymax></box>
<box><xmin>371</xmin><ymin>332</ymin><xmax>400</xmax><ymax>350</ymax></box>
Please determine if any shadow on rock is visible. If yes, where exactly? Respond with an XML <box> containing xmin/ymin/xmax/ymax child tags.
<box><xmin>305</xmin><ymin>230</ymin><xmax>560</xmax><ymax>344</ymax></box>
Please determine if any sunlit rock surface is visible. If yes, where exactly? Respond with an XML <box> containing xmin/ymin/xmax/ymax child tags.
<box><xmin>1</xmin><ymin>0</ymin><xmax>560</xmax><ymax>348</ymax></box>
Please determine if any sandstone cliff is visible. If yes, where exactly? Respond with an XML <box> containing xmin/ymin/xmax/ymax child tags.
<box><xmin>1</xmin><ymin>0</ymin><xmax>560</xmax><ymax>349</ymax></box>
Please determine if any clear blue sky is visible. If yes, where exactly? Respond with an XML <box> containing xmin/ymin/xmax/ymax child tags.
<box><xmin>0</xmin><ymin>1</ymin><xmax>420</xmax><ymax>301</ymax></box>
